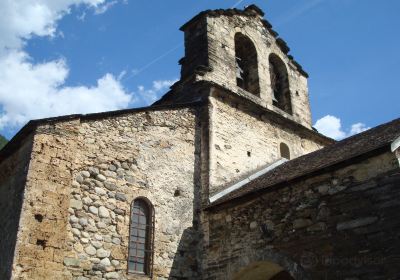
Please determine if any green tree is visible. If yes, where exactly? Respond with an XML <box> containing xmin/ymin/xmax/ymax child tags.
<box><xmin>0</xmin><ymin>135</ymin><xmax>8</xmax><ymax>150</ymax></box>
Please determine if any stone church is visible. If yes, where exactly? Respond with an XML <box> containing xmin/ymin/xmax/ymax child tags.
<box><xmin>0</xmin><ymin>4</ymin><xmax>399</xmax><ymax>280</ymax></box>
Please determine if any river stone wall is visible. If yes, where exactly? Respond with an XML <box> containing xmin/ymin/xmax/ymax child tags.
<box><xmin>64</xmin><ymin>108</ymin><xmax>201</xmax><ymax>280</ymax></box>
<box><xmin>205</xmin><ymin>152</ymin><xmax>400</xmax><ymax>279</ymax></box>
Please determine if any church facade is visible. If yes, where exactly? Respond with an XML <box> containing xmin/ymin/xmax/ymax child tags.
<box><xmin>0</xmin><ymin>5</ymin><xmax>399</xmax><ymax>280</ymax></box>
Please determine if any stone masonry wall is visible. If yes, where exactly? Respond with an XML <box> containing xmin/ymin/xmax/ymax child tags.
<box><xmin>205</xmin><ymin>152</ymin><xmax>400</xmax><ymax>279</ymax></box>
<box><xmin>208</xmin><ymin>95</ymin><xmax>324</xmax><ymax>197</ymax></box>
<box><xmin>65</xmin><ymin>108</ymin><xmax>201</xmax><ymax>279</ymax></box>
<box><xmin>12</xmin><ymin>120</ymin><xmax>80</xmax><ymax>279</ymax></box>
<box><xmin>0</xmin><ymin>134</ymin><xmax>34</xmax><ymax>279</ymax></box>
<box><xmin>9</xmin><ymin>107</ymin><xmax>203</xmax><ymax>280</ymax></box>
<box><xmin>200</xmin><ymin>14</ymin><xmax>312</xmax><ymax>127</ymax></box>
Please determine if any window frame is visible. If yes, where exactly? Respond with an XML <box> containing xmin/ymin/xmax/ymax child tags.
<box><xmin>127</xmin><ymin>197</ymin><xmax>155</xmax><ymax>277</ymax></box>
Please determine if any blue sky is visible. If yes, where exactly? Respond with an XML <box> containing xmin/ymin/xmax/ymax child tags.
<box><xmin>0</xmin><ymin>0</ymin><xmax>399</xmax><ymax>140</ymax></box>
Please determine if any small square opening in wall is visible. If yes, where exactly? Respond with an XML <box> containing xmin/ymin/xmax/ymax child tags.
<box><xmin>36</xmin><ymin>239</ymin><xmax>47</xmax><ymax>249</ymax></box>
<box><xmin>34</xmin><ymin>214</ymin><xmax>43</xmax><ymax>222</ymax></box>
<box><xmin>247</xmin><ymin>151</ymin><xmax>251</xmax><ymax>157</ymax></box>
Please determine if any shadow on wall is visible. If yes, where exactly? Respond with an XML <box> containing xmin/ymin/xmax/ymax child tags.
<box><xmin>0</xmin><ymin>138</ymin><xmax>33</xmax><ymax>280</ymax></box>
<box><xmin>169</xmin><ymin>111</ymin><xmax>204</xmax><ymax>279</ymax></box>
<box><xmin>0</xmin><ymin>175</ymin><xmax>26</xmax><ymax>280</ymax></box>
<box><xmin>169</xmin><ymin>228</ymin><xmax>202</xmax><ymax>279</ymax></box>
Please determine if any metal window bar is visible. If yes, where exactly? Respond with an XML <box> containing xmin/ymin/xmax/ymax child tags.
<box><xmin>128</xmin><ymin>199</ymin><xmax>155</xmax><ymax>277</ymax></box>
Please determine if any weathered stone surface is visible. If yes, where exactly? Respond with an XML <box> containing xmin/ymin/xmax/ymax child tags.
<box><xmin>293</xmin><ymin>218</ymin><xmax>312</xmax><ymax>229</ymax></box>
<box><xmin>100</xmin><ymin>258</ymin><xmax>111</xmax><ymax>267</ymax></box>
<box><xmin>81</xmin><ymin>171</ymin><xmax>90</xmax><ymax>178</ymax></box>
<box><xmin>113</xmin><ymin>208</ymin><xmax>125</xmax><ymax>215</ymax></box>
<box><xmin>63</xmin><ymin>257</ymin><xmax>80</xmax><ymax>267</ymax></box>
<box><xmin>95</xmin><ymin>187</ymin><xmax>107</xmax><ymax>196</ymax></box>
<box><xmin>336</xmin><ymin>217</ymin><xmax>378</xmax><ymax>231</ymax></box>
<box><xmin>104</xmin><ymin>181</ymin><xmax>117</xmax><ymax>191</ymax></box>
<box><xmin>307</xmin><ymin>222</ymin><xmax>327</xmax><ymax>232</ymax></box>
<box><xmin>96</xmin><ymin>248</ymin><xmax>110</xmax><ymax>258</ymax></box>
<box><xmin>98</xmin><ymin>206</ymin><xmax>110</xmax><ymax>218</ymax></box>
<box><xmin>96</xmin><ymin>174</ymin><xmax>107</xmax><ymax>182</ymax></box>
<box><xmin>79</xmin><ymin>218</ymin><xmax>88</xmax><ymax>226</ymax></box>
<box><xmin>91</xmin><ymin>241</ymin><xmax>102</xmax><ymax>249</ymax></box>
<box><xmin>81</xmin><ymin>238</ymin><xmax>89</xmax><ymax>244</ymax></box>
<box><xmin>76</xmin><ymin>174</ymin><xmax>84</xmax><ymax>183</ymax></box>
<box><xmin>111</xmin><ymin>238</ymin><xmax>121</xmax><ymax>245</ymax></box>
<box><xmin>85</xmin><ymin>245</ymin><xmax>97</xmax><ymax>256</ymax></box>
<box><xmin>249</xmin><ymin>221</ymin><xmax>257</xmax><ymax>230</ymax></box>
<box><xmin>70</xmin><ymin>199</ymin><xmax>83</xmax><ymax>210</ymax></box>
<box><xmin>115</xmin><ymin>193</ymin><xmax>126</xmax><ymax>202</ymax></box>
<box><xmin>69</xmin><ymin>215</ymin><xmax>79</xmax><ymax>223</ymax></box>
<box><xmin>104</xmin><ymin>272</ymin><xmax>119</xmax><ymax>279</ymax></box>
<box><xmin>110</xmin><ymin>247</ymin><xmax>125</xmax><ymax>260</ymax></box>
<box><xmin>89</xmin><ymin>206</ymin><xmax>98</xmax><ymax>215</ymax></box>
<box><xmin>94</xmin><ymin>234</ymin><xmax>103</xmax><ymax>241</ymax></box>
<box><xmin>88</xmin><ymin>167</ymin><xmax>99</xmax><ymax>176</ymax></box>
<box><xmin>71</xmin><ymin>228</ymin><xmax>81</xmax><ymax>236</ymax></box>
<box><xmin>97</xmin><ymin>221</ymin><xmax>107</xmax><ymax>229</ymax></box>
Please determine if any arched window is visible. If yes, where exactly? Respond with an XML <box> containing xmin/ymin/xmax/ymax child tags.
<box><xmin>269</xmin><ymin>54</ymin><xmax>292</xmax><ymax>114</ymax></box>
<box><xmin>280</xmin><ymin>143</ymin><xmax>290</xmax><ymax>160</ymax></box>
<box><xmin>128</xmin><ymin>198</ymin><xmax>154</xmax><ymax>276</ymax></box>
<box><xmin>235</xmin><ymin>33</ymin><xmax>260</xmax><ymax>96</ymax></box>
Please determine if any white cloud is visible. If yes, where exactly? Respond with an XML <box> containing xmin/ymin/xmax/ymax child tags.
<box><xmin>314</xmin><ymin>115</ymin><xmax>346</xmax><ymax>140</ymax></box>
<box><xmin>0</xmin><ymin>51</ymin><xmax>132</xmax><ymax>130</ymax></box>
<box><xmin>94</xmin><ymin>0</ymin><xmax>118</xmax><ymax>14</ymax></box>
<box><xmin>135</xmin><ymin>79</ymin><xmax>177</xmax><ymax>105</ymax></box>
<box><xmin>0</xmin><ymin>0</ymin><xmax>109</xmax><ymax>53</ymax></box>
<box><xmin>314</xmin><ymin>115</ymin><xmax>370</xmax><ymax>140</ymax></box>
<box><xmin>349</xmin><ymin>122</ymin><xmax>370</xmax><ymax>135</ymax></box>
<box><xmin>0</xmin><ymin>0</ymin><xmax>134</xmax><ymax>132</ymax></box>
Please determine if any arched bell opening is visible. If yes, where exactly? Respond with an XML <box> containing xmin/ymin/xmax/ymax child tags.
<box><xmin>235</xmin><ymin>33</ymin><xmax>260</xmax><ymax>96</ymax></box>
<box><xmin>269</xmin><ymin>53</ymin><xmax>292</xmax><ymax>114</ymax></box>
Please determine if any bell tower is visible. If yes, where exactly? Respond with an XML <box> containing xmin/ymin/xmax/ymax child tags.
<box><xmin>177</xmin><ymin>5</ymin><xmax>313</xmax><ymax>128</ymax></box>
<box><xmin>154</xmin><ymin>5</ymin><xmax>333</xmax><ymax>198</ymax></box>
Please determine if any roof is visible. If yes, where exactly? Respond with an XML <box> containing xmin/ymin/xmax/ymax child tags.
<box><xmin>180</xmin><ymin>5</ymin><xmax>265</xmax><ymax>31</ymax></box>
<box><xmin>0</xmin><ymin>101</ymin><xmax>205</xmax><ymax>162</ymax></box>
<box><xmin>208</xmin><ymin>117</ymin><xmax>400</xmax><ymax>209</ymax></box>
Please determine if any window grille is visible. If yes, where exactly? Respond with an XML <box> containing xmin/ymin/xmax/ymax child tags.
<box><xmin>128</xmin><ymin>198</ymin><xmax>154</xmax><ymax>276</ymax></box>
